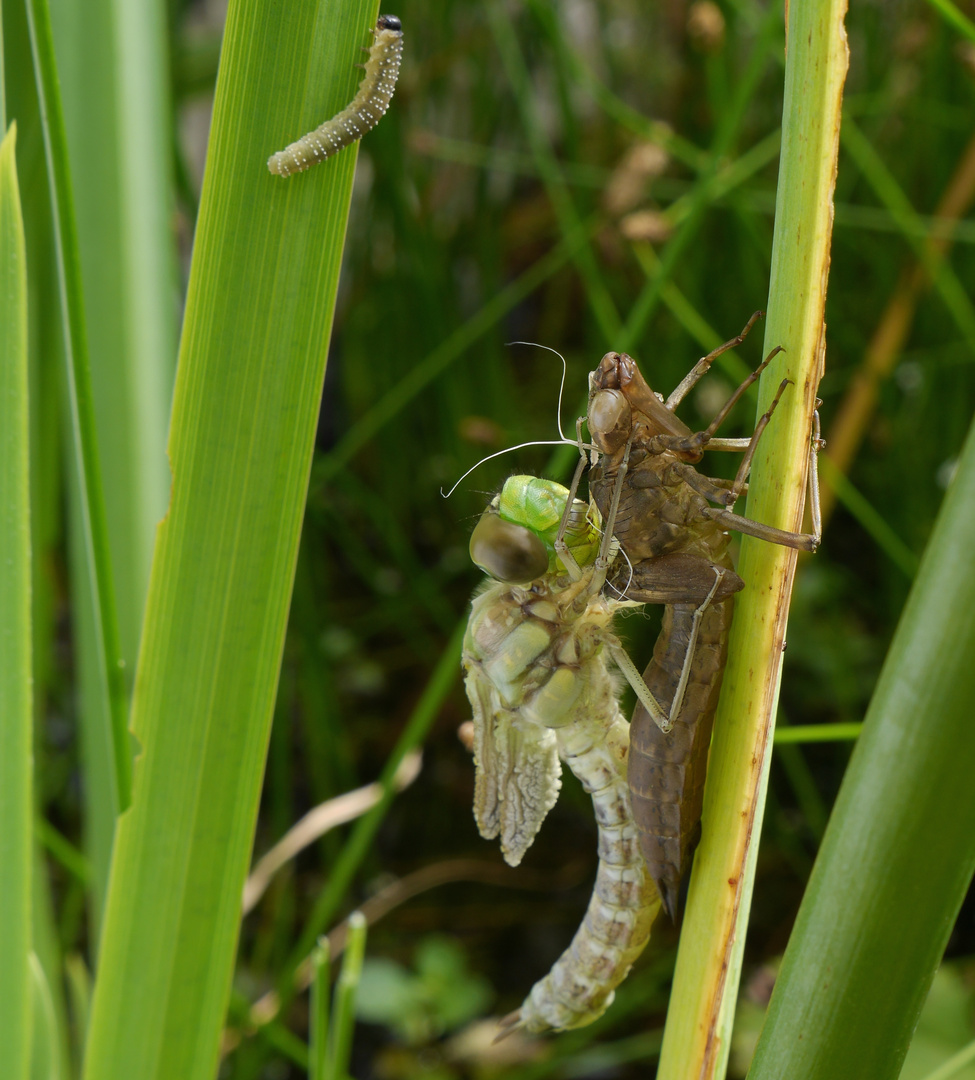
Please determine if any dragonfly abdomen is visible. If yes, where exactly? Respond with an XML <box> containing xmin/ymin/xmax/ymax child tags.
<box><xmin>628</xmin><ymin>597</ymin><xmax>734</xmax><ymax>921</ymax></box>
<box><xmin>506</xmin><ymin>716</ymin><xmax>660</xmax><ymax>1033</ymax></box>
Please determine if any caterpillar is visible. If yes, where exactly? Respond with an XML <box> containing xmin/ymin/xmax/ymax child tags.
<box><xmin>267</xmin><ymin>14</ymin><xmax>403</xmax><ymax>177</ymax></box>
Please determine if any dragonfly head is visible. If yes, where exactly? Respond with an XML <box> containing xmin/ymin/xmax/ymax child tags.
<box><xmin>590</xmin><ymin>351</ymin><xmax>692</xmax><ymax>444</ymax></box>
<box><xmin>589</xmin><ymin>387</ymin><xmax>631</xmax><ymax>455</ymax></box>
<box><xmin>470</xmin><ymin>511</ymin><xmax>549</xmax><ymax>583</ymax></box>
<box><xmin>470</xmin><ymin>476</ymin><xmax>601</xmax><ymax>583</ymax></box>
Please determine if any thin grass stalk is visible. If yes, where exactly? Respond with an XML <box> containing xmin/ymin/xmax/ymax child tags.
<box><xmin>316</xmin><ymin>227</ymin><xmax>591</xmax><ymax>484</ymax></box>
<box><xmin>656</xmin><ymin>3</ymin><xmax>849</xmax><ymax>1076</ymax></box>
<box><xmin>0</xmin><ymin>121</ymin><xmax>32</xmax><ymax>1080</ymax></box>
<box><xmin>925</xmin><ymin>0</ymin><xmax>975</xmax><ymax>39</ymax></box>
<box><xmin>29</xmin><ymin>955</ymin><xmax>61</xmax><ymax>1080</ymax></box>
<box><xmin>821</xmin><ymin>128</ymin><xmax>975</xmax><ymax>524</ymax></box>
<box><xmin>309</xmin><ymin>940</ymin><xmax>330</xmax><ymax>1080</ymax></box>
<box><xmin>328</xmin><ymin>913</ymin><xmax>367</xmax><ymax>1080</ymax></box>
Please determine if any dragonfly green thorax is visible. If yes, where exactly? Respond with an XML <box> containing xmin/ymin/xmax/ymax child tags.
<box><xmin>468</xmin><ymin>475</ymin><xmax>602</xmax><ymax>584</ymax></box>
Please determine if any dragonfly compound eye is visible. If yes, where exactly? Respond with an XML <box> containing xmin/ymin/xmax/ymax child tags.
<box><xmin>470</xmin><ymin>512</ymin><xmax>549</xmax><ymax>584</ymax></box>
<box><xmin>589</xmin><ymin>389</ymin><xmax>631</xmax><ymax>454</ymax></box>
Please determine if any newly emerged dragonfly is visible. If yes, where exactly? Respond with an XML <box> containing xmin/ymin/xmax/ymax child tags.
<box><xmin>461</xmin><ymin>318</ymin><xmax>820</xmax><ymax>1029</ymax></box>
<box><xmin>462</xmin><ymin>473</ymin><xmax>668</xmax><ymax>1034</ymax></box>
<box><xmin>586</xmin><ymin>313</ymin><xmax>821</xmax><ymax>919</ymax></box>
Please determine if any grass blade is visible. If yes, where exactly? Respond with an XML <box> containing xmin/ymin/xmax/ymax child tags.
<box><xmin>0</xmin><ymin>120</ymin><xmax>32</xmax><ymax>1080</ymax></box>
<box><xmin>25</xmin><ymin>0</ymin><xmax>130</xmax><ymax>810</ymax></box>
<box><xmin>328</xmin><ymin>913</ymin><xmax>367</xmax><ymax>1080</ymax></box>
<box><xmin>747</xmin><ymin>414</ymin><xmax>975</xmax><ymax>1079</ymax></box>
<box><xmin>29</xmin><ymin>955</ymin><xmax>61</xmax><ymax>1080</ymax></box>
<box><xmin>82</xmin><ymin>1</ymin><xmax>384</xmax><ymax>1076</ymax></box>
<box><xmin>50</xmin><ymin>0</ymin><xmax>176</xmax><ymax>929</ymax></box>
<box><xmin>309</xmin><ymin>940</ymin><xmax>330</xmax><ymax>1080</ymax></box>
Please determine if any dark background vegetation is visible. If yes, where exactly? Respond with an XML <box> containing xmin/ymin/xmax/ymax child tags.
<box><xmin>49</xmin><ymin>0</ymin><xmax>975</xmax><ymax>1075</ymax></box>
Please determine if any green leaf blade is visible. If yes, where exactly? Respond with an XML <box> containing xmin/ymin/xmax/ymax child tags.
<box><xmin>0</xmin><ymin>121</ymin><xmax>33</xmax><ymax>1080</ymax></box>
<box><xmin>748</xmin><ymin>417</ymin><xmax>975</xmax><ymax>1078</ymax></box>
<box><xmin>82</xmin><ymin>2</ymin><xmax>384</xmax><ymax>1078</ymax></box>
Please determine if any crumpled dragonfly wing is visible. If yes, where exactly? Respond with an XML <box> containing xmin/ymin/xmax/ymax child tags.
<box><xmin>465</xmin><ymin>666</ymin><xmax>562</xmax><ymax>867</ymax></box>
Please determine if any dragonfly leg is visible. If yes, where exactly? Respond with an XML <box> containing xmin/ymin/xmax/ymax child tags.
<box><xmin>608</xmin><ymin>643</ymin><xmax>672</xmax><ymax>732</ymax></box>
<box><xmin>579</xmin><ymin>420</ymin><xmax>635</xmax><ymax>596</ymax></box>
<box><xmin>665</xmin><ymin>310</ymin><xmax>765</xmax><ymax>410</ymax></box>
<box><xmin>611</xmin><ymin>561</ymin><xmax>733</xmax><ymax>735</ymax></box>
<box><xmin>665</xmin><ymin>461</ymin><xmax>745</xmax><ymax>507</ymax></box>
<box><xmin>609</xmin><ymin>552</ymin><xmax>743</xmax><ymax>607</ymax></box>
<box><xmin>701</xmin><ymin>407</ymin><xmax>823</xmax><ymax>551</ymax></box>
<box><xmin>665</xmin><ymin>565</ymin><xmax>728</xmax><ymax>726</ymax></box>
<box><xmin>725</xmin><ymin>377</ymin><xmax>792</xmax><ymax>506</ymax></box>
<box><xmin>658</xmin><ymin>346</ymin><xmax>785</xmax><ymax>459</ymax></box>
<box><xmin>807</xmin><ymin>408</ymin><xmax>824</xmax><ymax>546</ymax></box>
<box><xmin>552</xmin><ymin>450</ymin><xmax>588</xmax><ymax>582</ymax></box>
<box><xmin>703</xmin><ymin>507</ymin><xmax>818</xmax><ymax>551</ymax></box>
<box><xmin>600</xmin><ymin>428</ymin><xmax>676</xmax><ymax>729</ymax></box>
<box><xmin>553</xmin><ymin>418</ymin><xmax>600</xmax><ymax>583</ymax></box>
<box><xmin>655</xmin><ymin>378</ymin><xmax>790</xmax><ymax>509</ymax></box>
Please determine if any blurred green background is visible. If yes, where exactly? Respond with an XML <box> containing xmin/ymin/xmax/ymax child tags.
<box><xmin>29</xmin><ymin>0</ymin><xmax>975</xmax><ymax>1076</ymax></box>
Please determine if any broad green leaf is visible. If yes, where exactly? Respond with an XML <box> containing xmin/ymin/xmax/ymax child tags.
<box><xmin>747</xmin><ymin>411</ymin><xmax>975</xmax><ymax>1077</ymax></box>
<box><xmin>83</xmin><ymin>1</ymin><xmax>385</xmax><ymax>1077</ymax></box>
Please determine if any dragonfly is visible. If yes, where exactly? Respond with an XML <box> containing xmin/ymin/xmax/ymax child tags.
<box><xmin>585</xmin><ymin>313</ymin><xmax>822</xmax><ymax>920</ymax></box>
<box><xmin>460</xmin><ymin>317</ymin><xmax>820</xmax><ymax>1029</ymax></box>
<box><xmin>462</xmin><ymin>471</ymin><xmax>671</xmax><ymax>1034</ymax></box>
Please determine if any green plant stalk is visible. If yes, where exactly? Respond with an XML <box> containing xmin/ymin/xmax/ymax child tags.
<box><xmin>24</xmin><ymin>0</ymin><xmax>131</xmax><ymax>811</ymax></box>
<box><xmin>747</xmin><ymin>399</ymin><xmax>975</xmax><ymax>1079</ymax></box>
<box><xmin>773</xmin><ymin>723</ymin><xmax>862</xmax><ymax>745</ymax></box>
<box><xmin>81</xmin><ymin>0</ymin><xmax>379</xmax><ymax>1076</ymax></box>
<box><xmin>656</xmin><ymin>3</ymin><xmax>849</xmax><ymax>1077</ymax></box>
<box><xmin>0</xmin><ymin>121</ymin><xmax>32</xmax><ymax>1080</ymax></box>
<box><xmin>328</xmin><ymin>913</ymin><xmax>367</xmax><ymax>1080</ymax></box>
<box><xmin>925</xmin><ymin>0</ymin><xmax>975</xmax><ymax>40</ymax></box>
<box><xmin>30</xmin><ymin>955</ymin><xmax>61</xmax><ymax>1080</ymax></box>
<box><xmin>309</xmin><ymin>940</ymin><xmax>330</xmax><ymax>1080</ymax></box>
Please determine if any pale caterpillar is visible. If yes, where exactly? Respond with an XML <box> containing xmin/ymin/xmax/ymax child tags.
<box><xmin>267</xmin><ymin>14</ymin><xmax>403</xmax><ymax>177</ymax></box>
